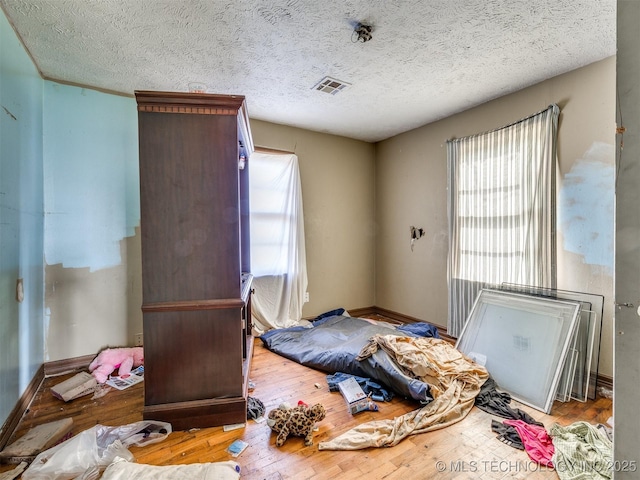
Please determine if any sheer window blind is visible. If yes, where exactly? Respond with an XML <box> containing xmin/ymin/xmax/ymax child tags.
<box><xmin>446</xmin><ymin>105</ymin><xmax>559</xmax><ymax>336</ymax></box>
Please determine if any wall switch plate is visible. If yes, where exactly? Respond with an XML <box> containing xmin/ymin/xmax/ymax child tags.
<box><xmin>304</xmin><ymin>292</ymin><xmax>310</xmax><ymax>303</ymax></box>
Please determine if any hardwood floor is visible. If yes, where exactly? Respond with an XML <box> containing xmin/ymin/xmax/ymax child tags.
<box><xmin>0</xmin><ymin>338</ymin><xmax>612</xmax><ymax>479</ymax></box>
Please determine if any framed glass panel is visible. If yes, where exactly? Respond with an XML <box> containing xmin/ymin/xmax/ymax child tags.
<box><xmin>498</xmin><ymin>283</ymin><xmax>603</xmax><ymax>400</ymax></box>
<box><xmin>456</xmin><ymin>289</ymin><xmax>581</xmax><ymax>413</ymax></box>
<box><xmin>556</xmin><ymin>346</ymin><xmax>578</xmax><ymax>403</ymax></box>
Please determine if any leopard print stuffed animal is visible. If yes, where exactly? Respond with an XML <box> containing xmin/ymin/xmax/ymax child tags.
<box><xmin>267</xmin><ymin>403</ymin><xmax>326</xmax><ymax>446</ymax></box>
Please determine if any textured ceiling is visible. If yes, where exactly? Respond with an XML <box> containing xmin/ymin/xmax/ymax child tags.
<box><xmin>1</xmin><ymin>0</ymin><xmax>616</xmax><ymax>142</ymax></box>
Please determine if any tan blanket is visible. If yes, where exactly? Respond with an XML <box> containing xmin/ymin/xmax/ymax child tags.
<box><xmin>100</xmin><ymin>459</ymin><xmax>241</xmax><ymax>480</ymax></box>
<box><xmin>318</xmin><ymin>335</ymin><xmax>488</xmax><ymax>450</ymax></box>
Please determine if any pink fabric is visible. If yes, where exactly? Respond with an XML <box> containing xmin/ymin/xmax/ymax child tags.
<box><xmin>503</xmin><ymin>419</ymin><xmax>554</xmax><ymax>467</ymax></box>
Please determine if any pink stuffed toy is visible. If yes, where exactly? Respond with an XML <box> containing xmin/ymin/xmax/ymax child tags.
<box><xmin>88</xmin><ymin>347</ymin><xmax>144</xmax><ymax>384</ymax></box>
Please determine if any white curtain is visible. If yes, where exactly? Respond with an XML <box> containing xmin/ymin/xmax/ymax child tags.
<box><xmin>249</xmin><ymin>151</ymin><xmax>307</xmax><ymax>334</ymax></box>
<box><xmin>446</xmin><ymin>104</ymin><xmax>559</xmax><ymax>337</ymax></box>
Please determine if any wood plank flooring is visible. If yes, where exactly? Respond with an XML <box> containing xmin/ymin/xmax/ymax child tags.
<box><xmin>0</xmin><ymin>337</ymin><xmax>612</xmax><ymax>479</ymax></box>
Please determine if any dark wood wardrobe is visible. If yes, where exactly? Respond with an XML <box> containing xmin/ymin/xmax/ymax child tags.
<box><xmin>134</xmin><ymin>91</ymin><xmax>254</xmax><ymax>430</ymax></box>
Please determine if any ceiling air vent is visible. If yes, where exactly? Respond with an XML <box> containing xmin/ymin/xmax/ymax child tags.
<box><xmin>313</xmin><ymin>76</ymin><xmax>351</xmax><ymax>95</ymax></box>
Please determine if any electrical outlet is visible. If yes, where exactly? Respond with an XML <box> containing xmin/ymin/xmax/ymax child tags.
<box><xmin>134</xmin><ymin>333</ymin><xmax>143</xmax><ymax>346</ymax></box>
<box><xmin>304</xmin><ymin>292</ymin><xmax>310</xmax><ymax>303</ymax></box>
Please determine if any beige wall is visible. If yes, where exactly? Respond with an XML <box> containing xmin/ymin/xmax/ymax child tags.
<box><xmin>251</xmin><ymin>120</ymin><xmax>377</xmax><ymax>317</ymax></box>
<box><xmin>375</xmin><ymin>57</ymin><xmax>615</xmax><ymax>377</ymax></box>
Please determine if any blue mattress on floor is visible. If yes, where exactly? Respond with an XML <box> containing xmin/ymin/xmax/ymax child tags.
<box><xmin>260</xmin><ymin>314</ymin><xmax>440</xmax><ymax>403</ymax></box>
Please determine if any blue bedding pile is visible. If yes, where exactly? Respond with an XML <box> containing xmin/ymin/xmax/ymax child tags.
<box><xmin>260</xmin><ymin>313</ymin><xmax>440</xmax><ymax>403</ymax></box>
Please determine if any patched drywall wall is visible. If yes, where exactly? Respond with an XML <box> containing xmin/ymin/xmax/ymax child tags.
<box><xmin>43</xmin><ymin>82</ymin><xmax>141</xmax><ymax>360</ymax></box>
<box><xmin>0</xmin><ymin>10</ymin><xmax>45</xmax><ymax>425</ymax></box>
<box><xmin>559</xmin><ymin>142</ymin><xmax>615</xmax><ymax>273</ymax></box>
<box><xmin>43</xmin><ymin>82</ymin><xmax>139</xmax><ymax>272</ymax></box>
<box><xmin>45</xmin><ymin>231</ymin><xmax>142</xmax><ymax>361</ymax></box>
<box><xmin>41</xmin><ymin>95</ymin><xmax>375</xmax><ymax>360</ymax></box>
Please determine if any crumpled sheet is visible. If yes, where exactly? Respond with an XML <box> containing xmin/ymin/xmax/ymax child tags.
<box><xmin>318</xmin><ymin>335</ymin><xmax>488</xmax><ymax>450</ymax></box>
<box><xmin>100</xmin><ymin>458</ymin><xmax>241</xmax><ymax>480</ymax></box>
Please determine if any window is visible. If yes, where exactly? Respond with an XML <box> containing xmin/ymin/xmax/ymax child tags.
<box><xmin>446</xmin><ymin>105</ymin><xmax>559</xmax><ymax>337</ymax></box>
<box><xmin>249</xmin><ymin>151</ymin><xmax>307</xmax><ymax>333</ymax></box>
<box><xmin>250</xmin><ymin>156</ymin><xmax>296</xmax><ymax>277</ymax></box>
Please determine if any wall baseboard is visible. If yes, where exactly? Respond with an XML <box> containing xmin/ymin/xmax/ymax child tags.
<box><xmin>0</xmin><ymin>355</ymin><xmax>94</xmax><ymax>451</ymax></box>
<box><xmin>0</xmin><ymin>364</ymin><xmax>44</xmax><ymax>451</ymax></box>
<box><xmin>597</xmin><ymin>374</ymin><xmax>613</xmax><ymax>392</ymax></box>
<box><xmin>44</xmin><ymin>354</ymin><xmax>94</xmax><ymax>377</ymax></box>
<box><xmin>345</xmin><ymin>306</ymin><xmax>377</xmax><ymax>318</ymax></box>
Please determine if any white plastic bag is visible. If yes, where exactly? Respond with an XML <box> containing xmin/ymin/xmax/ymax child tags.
<box><xmin>22</xmin><ymin>421</ymin><xmax>172</xmax><ymax>480</ymax></box>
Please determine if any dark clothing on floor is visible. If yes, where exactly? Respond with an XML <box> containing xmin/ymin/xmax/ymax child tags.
<box><xmin>491</xmin><ymin>419</ymin><xmax>525</xmax><ymax>450</ymax></box>
<box><xmin>475</xmin><ymin>377</ymin><xmax>543</xmax><ymax>426</ymax></box>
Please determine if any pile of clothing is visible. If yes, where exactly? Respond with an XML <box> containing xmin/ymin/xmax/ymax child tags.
<box><xmin>476</xmin><ymin>377</ymin><xmax>613</xmax><ymax>479</ymax></box>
